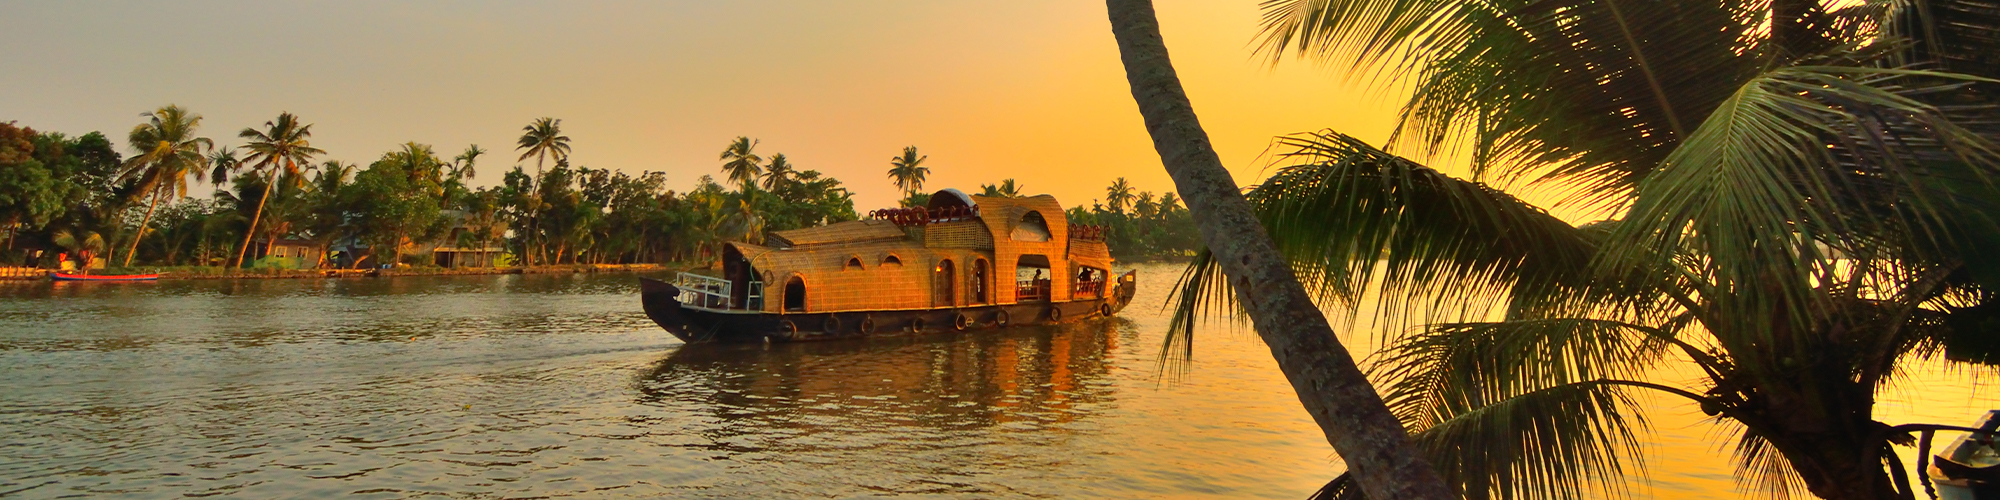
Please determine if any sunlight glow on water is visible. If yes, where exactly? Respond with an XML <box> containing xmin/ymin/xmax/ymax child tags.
<box><xmin>0</xmin><ymin>265</ymin><xmax>1992</xmax><ymax>498</ymax></box>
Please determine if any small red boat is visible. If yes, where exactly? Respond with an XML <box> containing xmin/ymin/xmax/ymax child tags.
<box><xmin>51</xmin><ymin>272</ymin><xmax>159</xmax><ymax>281</ymax></box>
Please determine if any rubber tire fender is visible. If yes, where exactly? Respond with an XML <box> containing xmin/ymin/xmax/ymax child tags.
<box><xmin>953</xmin><ymin>311</ymin><xmax>973</xmax><ymax>331</ymax></box>
<box><xmin>822</xmin><ymin>315</ymin><xmax>843</xmax><ymax>335</ymax></box>
<box><xmin>1047</xmin><ymin>306</ymin><xmax>1063</xmax><ymax>323</ymax></box>
<box><xmin>993</xmin><ymin>309</ymin><xmax>1010</xmax><ymax>327</ymax></box>
<box><xmin>858</xmin><ymin>314</ymin><xmax>876</xmax><ymax>334</ymax></box>
<box><xmin>1099</xmin><ymin>303</ymin><xmax>1114</xmax><ymax>317</ymax></box>
<box><xmin>910</xmin><ymin>317</ymin><xmax>927</xmax><ymax>333</ymax></box>
<box><xmin>779</xmin><ymin>320</ymin><xmax>800</xmax><ymax>340</ymax></box>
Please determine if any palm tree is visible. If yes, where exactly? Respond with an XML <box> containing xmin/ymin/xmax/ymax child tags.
<box><xmin>1103</xmin><ymin>1</ymin><xmax>1456</xmax><ymax>499</ymax></box>
<box><xmin>980</xmin><ymin>179</ymin><xmax>1026</xmax><ymax>198</ymax></box>
<box><xmin>451</xmin><ymin>144</ymin><xmax>486</xmax><ymax>181</ymax></box>
<box><xmin>516</xmin><ymin>118</ymin><xmax>571</xmax><ymax>267</ymax></box>
<box><xmin>761</xmin><ymin>152</ymin><xmax>795</xmax><ymax>192</ymax></box>
<box><xmin>1166</xmin><ymin>1</ymin><xmax>2000</xmax><ymax>498</ymax></box>
<box><xmin>117</xmin><ymin>105</ymin><xmax>213</xmax><ymax>267</ymax></box>
<box><xmin>885</xmin><ymin>146</ymin><xmax>929</xmax><ymax>197</ymax></box>
<box><xmin>233</xmin><ymin>112</ymin><xmax>324</xmax><ymax>268</ymax></box>
<box><xmin>718</xmin><ymin>136</ymin><xmax>763</xmax><ymax>191</ymax></box>
<box><xmin>1103</xmin><ymin>177</ymin><xmax>1134</xmax><ymax>214</ymax></box>
<box><xmin>205</xmin><ymin>146</ymin><xmax>239</xmax><ymax>186</ymax></box>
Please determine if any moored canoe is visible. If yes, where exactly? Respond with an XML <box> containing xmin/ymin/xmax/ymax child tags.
<box><xmin>51</xmin><ymin>272</ymin><xmax>160</xmax><ymax>281</ymax></box>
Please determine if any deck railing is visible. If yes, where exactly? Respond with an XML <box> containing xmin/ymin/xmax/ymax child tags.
<box><xmin>1074</xmin><ymin>280</ymin><xmax>1104</xmax><ymax>297</ymax></box>
<box><xmin>868</xmin><ymin>205</ymin><xmax>980</xmax><ymax>227</ymax></box>
<box><xmin>1017</xmin><ymin>279</ymin><xmax>1051</xmax><ymax>302</ymax></box>
<box><xmin>674</xmin><ymin>272</ymin><xmax>733</xmax><ymax>310</ymax></box>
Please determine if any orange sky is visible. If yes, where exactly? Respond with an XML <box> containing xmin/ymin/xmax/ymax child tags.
<box><xmin>2</xmin><ymin>1</ymin><xmax>1419</xmax><ymax>211</ymax></box>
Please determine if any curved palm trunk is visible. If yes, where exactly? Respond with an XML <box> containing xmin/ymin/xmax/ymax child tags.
<box><xmin>124</xmin><ymin>187</ymin><xmax>166</xmax><ymax>267</ymax></box>
<box><xmin>1104</xmin><ymin>1</ymin><xmax>1454</xmax><ymax>498</ymax></box>
<box><xmin>233</xmin><ymin>175</ymin><xmax>278</xmax><ymax>269</ymax></box>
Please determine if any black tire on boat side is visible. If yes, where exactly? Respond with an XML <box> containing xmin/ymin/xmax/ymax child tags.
<box><xmin>1099</xmin><ymin>304</ymin><xmax>1113</xmax><ymax>317</ymax></box>
<box><xmin>993</xmin><ymin>309</ymin><xmax>1009</xmax><ymax>327</ymax></box>
<box><xmin>953</xmin><ymin>311</ymin><xmax>972</xmax><ymax>330</ymax></box>
<box><xmin>1047</xmin><ymin>306</ymin><xmax>1063</xmax><ymax>323</ymax></box>
<box><xmin>823</xmin><ymin>315</ymin><xmax>842</xmax><ymax>335</ymax></box>
<box><xmin>910</xmin><ymin>317</ymin><xmax>926</xmax><ymax>333</ymax></box>
<box><xmin>858</xmin><ymin>314</ymin><xmax>876</xmax><ymax>334</ymax></box>
<box><xmin>780</xmin><ymin>320</ymin><xmax>799</xmax><ymax>339</ymax></box>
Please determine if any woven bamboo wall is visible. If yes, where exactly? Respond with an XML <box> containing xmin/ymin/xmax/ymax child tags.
<box><xmin>726</xmin><ymin>193</ymin><xmax>1116</xmax><ymax>313</ymax></box>
<box><xmin>924</xmin><ymin>221</ymin><xmax>994</xmax><ymax>249</ymax></box>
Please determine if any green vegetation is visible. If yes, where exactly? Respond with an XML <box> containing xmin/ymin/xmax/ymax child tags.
<box><xmin>1162</xmin><ymin>0</ymin><xmax>2000</xmax><ymax>498</ymax></box>
<box><xmin>1066</xmin><ymin>177</ymin><xmax>1198</xmax><ymax>261</ymax></box>
<box><xmin>0</xmin><ymin>113</ymin><xmax>882</xmax><ymax>270</ymax></box>
<box><xmin>3</xmin><ymin>116</ymin><xmax>1200</xmax><ymax>272</ymax></box>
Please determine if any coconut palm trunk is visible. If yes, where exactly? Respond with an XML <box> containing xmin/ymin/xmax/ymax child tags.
<box><xmin>123</xmin><ymin>187</ymin><xmax>167</xmax><ymax>267</ymax></box>
<box><xmin>232</xmin><ymin>176</ymin><xmax>278</xmax><ymax>268</ymax></box>
<box><xmin>1102</xmin><ymin>1</ymin><xmax>1453</xmax><ymax>498</ymax></box>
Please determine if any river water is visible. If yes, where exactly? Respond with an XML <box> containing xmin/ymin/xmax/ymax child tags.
<box><xmin>0</xmin><ymin>263</ymin><xmax>1992</xmax><ymax>499</ymax></box>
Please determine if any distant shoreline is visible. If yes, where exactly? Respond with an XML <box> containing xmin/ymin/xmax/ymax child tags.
<box><xmin>0</xmin><ymin>264</ymin><xmax>685</xmax><ymax>282</ymax></box>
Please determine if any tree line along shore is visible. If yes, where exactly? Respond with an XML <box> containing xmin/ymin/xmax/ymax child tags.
<box><xmin>0</xmin><ymin>111</ymin><xmax>1199</xmax><ymax>278</ymax></box>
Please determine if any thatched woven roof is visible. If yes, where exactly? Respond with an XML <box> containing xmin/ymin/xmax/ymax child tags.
<box><xmin>767</xmin><ymin>219</ymin><xmax>906</xmax><ymax>248</ymax></box>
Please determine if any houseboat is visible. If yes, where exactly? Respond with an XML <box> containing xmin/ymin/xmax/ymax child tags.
<box><xmin>639</xmin><ymin>189</ymin><xmax>1136</xmax><ymax>344</ymax></box>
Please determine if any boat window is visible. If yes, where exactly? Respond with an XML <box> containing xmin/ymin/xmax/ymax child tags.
<box><xmin>1016</xmin><ymin>255</ymin><xmax>1052</xmax><ymax>302</ymax></box>
<box><xmin>934</xmin><ymin>259</ymin><xmax>956</xmax><ymax>307</ymax></box>
<box><xmin>845</xmin><ymin>257</ymin><xmax>864</xmax><ymax>271</ymax></box>
<box><xmin>1075</xmin><ymin>266</ymin><xmax>1106</xmax><ymax>298</ymax></box>
<box><xmin>882</xmin><ymin>255</ymin><xmax>903</xmax><ymax>267</ymax></box>
<box><xmin>1012</xmin><ymin>211</ymin><xmax>1051</xmax><ymax>242</ymax></box>
<box><xmin>972</xmin><ymin>259</ymin><xmax>989</xmax><ymax>304</ymax></box>
<box><xmin>784</xmin><ymin>276</ymin><xmax>807</xmax><ymax>312</ymax></box>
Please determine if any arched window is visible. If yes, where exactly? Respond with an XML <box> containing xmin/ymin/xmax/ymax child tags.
<box><xmin>972</xmin><ymin>258</ymin><xmax>990</xmax><ymax>304</ymax></box>
<box><xmin>1012</xmin><ymin>211</ymin><xmax>1051</xmax><ymax>242</ymax></box>
<box><xmin>845</xmin><ymin>257</ymin><xmax>864</xmax><ymax>271</ymax></box>
<box><xmin>882</xmin><ymin>255</ymin><xmax>903</xmax><ymax>267</ymax></box>
<box><xmin>934</xmin><ymin>259</ymin><xmax>956</xmax><ymax>307</ymax></box>
<box><xmin>784</xmin><ymin>276</ymin><xmax>807</xmax><ymax>312</ymax></box>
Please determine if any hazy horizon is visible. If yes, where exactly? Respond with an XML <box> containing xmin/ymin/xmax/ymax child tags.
<box><xmin>2</xmin><ymin>1</ymin><xmax>1410</xmax><ymax>211</ymax></box>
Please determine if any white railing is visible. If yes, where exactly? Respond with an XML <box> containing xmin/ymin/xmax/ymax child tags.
<box><xmin>674</xmin><ymin>272</ymin><xmax>733</xmax><ymax>310</ymax></box>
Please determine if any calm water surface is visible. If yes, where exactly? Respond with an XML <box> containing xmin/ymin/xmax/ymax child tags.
<box><xmin>0</xmin><ymin>263</ymin><xmax>1992</xmax><ymax>498</ymax></box>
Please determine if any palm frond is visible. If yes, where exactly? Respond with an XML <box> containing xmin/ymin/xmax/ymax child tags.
<box><xmin>1165</xmin><ymin>131</ymin><xmax>1595</xmax><ymax>355</ymax></box>
<box><xmin>1605</xmin><ymin>65</ymin><xmax>2000</xmax><ymax>344</ymax></box>
<box><xmin>1730</xmin><ymin>426</ymin><xmax>1808</xmax><ymax>499</ymax></box>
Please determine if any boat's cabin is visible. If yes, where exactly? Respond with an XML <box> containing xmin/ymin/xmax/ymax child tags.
<box><xmin>672</xmin><ymin>189</ymin><xmax>1116</xmax><ymax>314</ymax></box>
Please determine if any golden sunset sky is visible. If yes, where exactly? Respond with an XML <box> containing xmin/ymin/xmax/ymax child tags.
<box><xmin>2</xmin><ymin>1</ymin><xmax>1419</xmax><ymax>211</ymax></box>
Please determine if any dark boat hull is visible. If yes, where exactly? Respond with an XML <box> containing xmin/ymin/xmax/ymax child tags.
<box><xmin>52</xmin><ymin>273</ymin><xmax>159</xmax><ymax>281</ymax></box>
<box><xmin>639</xmin><ymin>273</ymin><xmax>1136</xmax><ymax>344</ymax></box>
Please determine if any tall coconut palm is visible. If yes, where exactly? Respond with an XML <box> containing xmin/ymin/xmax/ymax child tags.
<box><xmin>205</xmin><ymin>146</ymin><xmax>239</xmax><ymax>186</ymax></box>
<box><xmin>233</xmin><ymin>112</ymin><xmax>323</xmax><ymax>268</ymax></box>
<box><xmin>1104</xmin><ymin>177</ymin><xmax>1134</xmax><ymax>214</ymax></box>
<box><xmin>117</xmin><ymin>105</ymin><xmax>213</xmax><ymax>267</ymax></box>
<box><xmin>1166</xmin><ymin>1</ymin><xmax>2000</xmax><ymax>498</ymax></box>
<box><xmin>451</xmin><ymin>144</ymin><xmax>486</xmax><ymax>181</ymax></box>
<box><xmin>1104</xmin><ymin>2</ymin><xmax>1456</xmax><ymax>499</ymax></box>
<box><xmin>761</xmin><ymin>153</ymin><xmax>795</xmax><ymax>192</ymax></box>
<box><xmin>516</xmin><ymin>118</ymin><xmax>571</xmax><ymax>267</ymax></box>
<box><xmin>886</xmin><ymin>146</ymin><xmax>929</xmax><ymax>197</ymax></box>
<box><xmin>718</xmin><ymin>136</ymin><xmax>763</xmax><ymax>191</ymax></box>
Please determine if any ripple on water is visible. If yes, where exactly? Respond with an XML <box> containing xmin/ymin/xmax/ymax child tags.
<box><xmin>2</xmin><ymin>267</ymin><xmax>1993</xmax><ymax>498</ymax></box>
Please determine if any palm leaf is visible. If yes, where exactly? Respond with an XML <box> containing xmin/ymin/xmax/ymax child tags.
<box><xmin>1605</xmin><ymin>65</ymin><xmax>2000</xmax><ymax>344</ymax></box>
<box><xmin>1165</xmin><ymin>131</ymin><xmax>1594</xmax><ymax>357</ymax></box>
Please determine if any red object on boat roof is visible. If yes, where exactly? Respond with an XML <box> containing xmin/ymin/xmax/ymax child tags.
<box><xmin>51</xmin><ymin>272</ymin><xmax>159</xmax><ymax>281</ymax></box>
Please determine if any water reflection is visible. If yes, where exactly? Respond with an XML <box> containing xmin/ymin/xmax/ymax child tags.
<box><xmin>648</xmin><ymin>320</ymin><xmax>1123</xmax><ymax>426</ymax></box>
<box><xmin>633</xmin><ymin>321</ymin><xmax>1129</xmax><ymax>496</ymax></box>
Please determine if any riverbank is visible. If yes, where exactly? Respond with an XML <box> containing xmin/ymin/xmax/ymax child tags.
<box><xmin>0</xmin><ymin>263</ymin><xmax>688</xmax><ymax>281</ymax></box>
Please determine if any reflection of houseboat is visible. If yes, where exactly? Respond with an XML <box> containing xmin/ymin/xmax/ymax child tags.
<box><xmin>640</xmin><ymin>189</ymin><xmax>1136</xmax><ymax>343</ymax></box>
